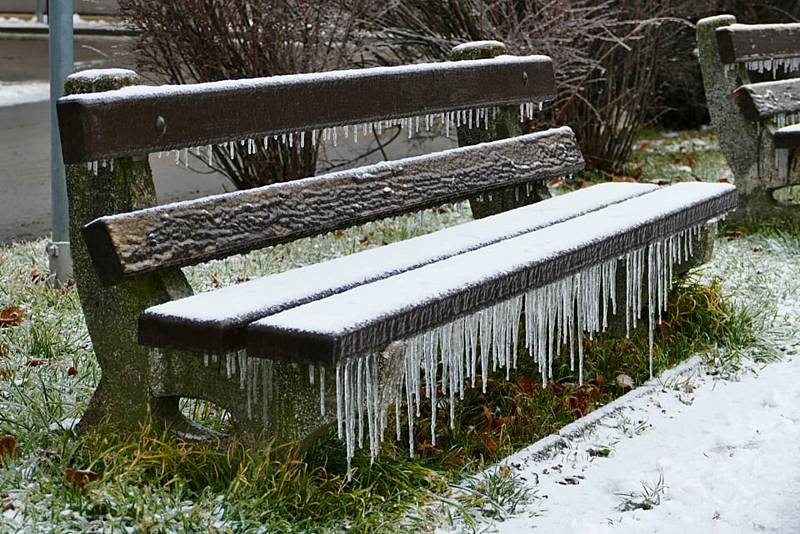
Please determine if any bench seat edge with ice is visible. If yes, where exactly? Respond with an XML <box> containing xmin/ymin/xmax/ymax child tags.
<box><xmin>57</xmin><ymin>45</ymin><xmax>736</xmax><ymax>454</ymax></box>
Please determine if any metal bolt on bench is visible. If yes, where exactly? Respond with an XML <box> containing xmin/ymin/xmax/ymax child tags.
<box><xmin>58</xmin><ymin>42</ymin><xmax>736</xmax><ymax>464</ymax></box>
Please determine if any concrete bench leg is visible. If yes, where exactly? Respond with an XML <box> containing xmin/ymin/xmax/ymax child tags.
<box><xmin>64</xmin><ymin>70</ymin><xmax>346</xmax><ymax>443</ymax></box>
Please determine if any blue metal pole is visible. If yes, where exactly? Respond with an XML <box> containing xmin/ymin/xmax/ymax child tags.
<box><xmin>48</xmin><ymin>0</ymin><xmax>74</xmax><ymax>285</ymax></box>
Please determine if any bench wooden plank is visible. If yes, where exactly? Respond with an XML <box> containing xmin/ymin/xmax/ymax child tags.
<box><xmin>774</xmin><ymin>124</ymin><xmax>800</xmax><ymax>149</ymax></box>
<box><xmin>734</xmin><ymin>79</ymin><xmax>800</xmax><ymax>121</ymax></box>
<box><xmin>57</xmin><ymin>55</ymin><xmax>555</xmax><ymax>164</ymax></box>
<box><xmin>246</xmin><ymin>183</ymin><xmax>737</xmax><ymax>367</ymax></box>
<box><xmin>84</xmin><ymin>127</ymin><xmax>584</xmax><ymax>285</ymax></box>
<box><xmin>139</xmin><ymin>182</ymin><xmax>658</xmax><ymax>353</ymax></box>
<box><xmin>716</xmin><ymin>23</ymin><xmax>800</xmax><ymax>64</ymax></box>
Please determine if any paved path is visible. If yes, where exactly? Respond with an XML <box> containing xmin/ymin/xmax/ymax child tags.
<box><xmin>0</xmin><ymin>36</ymin><xmax>230</xmax><ymax>243</ymax></box>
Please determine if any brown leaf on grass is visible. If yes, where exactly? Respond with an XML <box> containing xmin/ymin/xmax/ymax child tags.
<box><xmin>210</xmin><ymin>273</ymin><xmax>221</xmax><ymax>289</ymax></box>
<box><xmin>67</xmin><ymin>366</ymin><xmax>78</xmax><ymax>377</ymax></box>
<box><xmin>482</xmin><ymin>405</ymin><xmax>494</xmax><ymax>428</ymax></box>
<box><xmin>494</xmin><ymin>416</ymin><xmax>516</xmax><ymax>429</ymax></box>
<box><xmin>30</xmin><ymin>268</ymin><xmax>45</xmax><ymax>284</ymax></box>
<box><xmin>25</xmin><ymin>359</ymin><xmax>49</xmax><ymax>368</ymax></box>
<box><xmin>65</xmin><ymin>468</ymin><xmax>100</xmax><ymax>490</ymax></box>
<box><xmin>478</xmin><ymin>432</ymin><xmax>498</xmax><ymax>456</ymax></box>
<box><xmin>415</xmin><ymin>441</ymin><xmax>441</xmax><ymax>456</ymax></box>
<box><xmin>724</xmin><ymin>230</ymin><xmax>743</xmax><ymax>240</ymax></box>
<box><xmin>0</xmin><ymin>368</ymin><xmax>8</xmax><ymax>381</ymax></box>
<box><xmin>594</xmin><ymin>375</ymin><xmax>606</xmax><ymax>387</ymax></box>
<box><xmin>334</xmin><ymin>229</ymin><xmax>346</xmax><ymax>238</ymax></box>
<box><xmin>0</xmin><ymin>436</ymin><xmax>19</xmax><ymax>460</ymax></box>
<box><xmin>514</xmin><ymin>375</ymin><xmax>539</xmax><ymax>396</ymax></box>
<box><xmin>612</xmin><ymin>175</ymin><xmax>638</xmax><ymax>183</ymax></box>
<box><xmin>0</xmin><ymin>307</ymin><xmax>25</xmax><ymax>328</ymax></box>
<box><xmin>2</xmin><ymin>502</ymin><xmax>14</xmax><ymax>512</ymax></box>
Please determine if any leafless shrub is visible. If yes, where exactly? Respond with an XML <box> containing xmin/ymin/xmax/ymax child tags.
<box><xmin>118</xmin><ymin>0</ymin><xmax>376</xmax><ymax>189</ymax></box>
<box><xmin>369</xmin><ymin>1</ymin><xmax>691</xmax><ymax>174</ymax></box>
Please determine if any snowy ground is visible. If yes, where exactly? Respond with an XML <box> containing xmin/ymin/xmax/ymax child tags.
<box><xmin>458</xmin><ymin>232</ymin><xmax>800</xmax><ymax>533</ymax></box>
<box><xmin>0</xmin><ymin>80</ymin><xmax>48</xmax><ymax>107</ymax></box>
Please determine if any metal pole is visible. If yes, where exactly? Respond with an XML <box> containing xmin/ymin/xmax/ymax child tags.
<box><xmin>47</xmin><ymin>0</ymin><xmax>74</xmax><ymax>287</ymax></box>
<box><xmin>36</xmin><ymin>0</ymin><xmax>46</xmax><ymax>23</ymax></box>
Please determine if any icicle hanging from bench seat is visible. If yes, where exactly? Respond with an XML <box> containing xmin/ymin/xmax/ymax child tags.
<box><xmin>192</xmin><ymin>224</ymin><xmax>703</xmax><ymax>470</ymax></box>
<box><xmin>330</xmin><ymin>224</ymin><xmax>703</xmax><ymax>468</ymax></box>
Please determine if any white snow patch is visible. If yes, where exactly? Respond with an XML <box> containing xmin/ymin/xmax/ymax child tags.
<box><xmin>0</xmin><ymin>81</ymin><xmax>49</xmax><ymax>107</ymax></box>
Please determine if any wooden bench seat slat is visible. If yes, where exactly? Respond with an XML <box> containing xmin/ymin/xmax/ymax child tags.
<box><xmin>139</xmin><ymin>182</ymin><xmax>658</xmax><ymax>353</ymax></box>
<box><xmin>85</xmin><ymin>127</ymin><xmax>584</xmax><ymax>285</ymax></box>
<box><xmin>716</xmin><ymin>23</ymin><xmax>800</xmax><ymax>64</ymax></box>
<box><xmin>774</xmin><ymin>124</ymin><xmax>800</xmax><ymax>149</ymax></box>
<box><xmin>57</xmin><ymin>55</ymin><xmax>555</xmax><ymax>164</ymax></box>
<box><xmin>734</xmin><ymin>79</ymin><xmax>800</xmax><ymax>121</ymax></box>
<box><xmin>245</xmin><ymin>183</ymin><xmax>737</xmax><ymax>367</ymax></box>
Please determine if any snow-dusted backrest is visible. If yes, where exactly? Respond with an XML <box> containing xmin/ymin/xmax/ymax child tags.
<box><xmin>716</xmin><ymin>22</ymin><xmax>800</xmax><ymax>67</ymax></box>
<box><xmin>63</xmin><ymin>54</ymin><xmax>585</xmax><ymax>285</ymax></box>
<box><xmin>57</xmin><ymin>55</ymin><xmax>556</xmax><ymax>166</ymax></box>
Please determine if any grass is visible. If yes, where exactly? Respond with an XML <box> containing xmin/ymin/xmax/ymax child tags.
<box><xmin>0</xmin><ymin>130</ymin><xmax>796</xmax><ymax>532</ymax></box>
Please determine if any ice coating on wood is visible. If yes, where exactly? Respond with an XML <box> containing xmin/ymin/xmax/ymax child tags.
<box><xmin>90</xmin><ymin>126</ymin><xmax>582</xmax><ymax>285</ymax></box>
<box><xmin>247</xmin><ymin>182</ymin><xmax>736</xmax><ymax>363</ymax></box>
<box><xmin>58</xmin><ymin>55</ymin><xmax>556</xmax><ymax>164</ymax></box>
<box><xmin>139</xmin><ymin>182</ymin><xmax>656</xmax><ymax>352</ymax></box>
<box><xmin>80</xmin><ymin>103</ymin><xmax>545</xmax><ymax>176</ymax></box>
<box><xmin>330</xmin><ymin>223</ymin><xmax>705</xmax><ymax>468</ymax></box>
<box><xmin>716</xmin><ymin>22</ymin><xmax>800</xmax><ymax>64</ymax></box>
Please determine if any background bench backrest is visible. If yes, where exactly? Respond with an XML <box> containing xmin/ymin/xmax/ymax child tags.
<box><xmin>58</xmin><ymin>53</ymin><xmax>585</xmax><ymax>285</ymax></box>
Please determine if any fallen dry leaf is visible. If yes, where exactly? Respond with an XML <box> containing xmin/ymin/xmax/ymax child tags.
<box><xmin>0</xmin><ymin>436</ymin><xmax>19</xmax><ymax>460</ymax></box>
<box><xmin>67</xmin><ymin>366</ymin><xmax>78</xmax><ymax>377</ymax></box>
<box><xmin>25</xmin><ymin>359</ymin><xmax>49</xmax><ymax>368</ymax></box>
<box><xmin>478</xmin><ymin>432</ymin><xmax>498</xmax><ymax>456</ymax></box>
<box><xmin>65</xmin><ymin>468</ymin><xmax>100</xmax><ymax>490</ymax></box>
<box><xmin>0</xmin><ymin>307</ymin><xmax>25</xmax><ymax>328</ymax></box>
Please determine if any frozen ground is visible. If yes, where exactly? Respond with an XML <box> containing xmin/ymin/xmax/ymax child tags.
<box><xmin>460</xmin><ymin>231</ymin><xmax>800</xmax><ymax>533</ymax></box>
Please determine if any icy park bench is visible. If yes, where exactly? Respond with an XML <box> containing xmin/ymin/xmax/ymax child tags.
<box><xmin>698</xmin><ymin>15</ymin><xmax>800</xmax><ymax>222</ymax></box>
<box><xmin>57</xmin><ymin>43</ymin><xmax>737</xmax><ymax>464</ymax></box>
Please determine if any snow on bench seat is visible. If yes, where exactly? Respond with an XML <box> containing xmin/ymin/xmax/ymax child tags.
<box><xmin>246</xmin><ymin>182</ymin><xmax>737</xmax><ymax>366</ymax></box>
<box><xmin>139</xmin><ymin>182</ymin><xmax>657</xmax><ymax>353</ymax></box>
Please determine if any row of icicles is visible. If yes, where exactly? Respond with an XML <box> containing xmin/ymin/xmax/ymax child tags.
<box><xmin>84</xmin><ymin>102</ymin><xmax>545</xmax><ymax>175</ymax></box>
<box><xmin>722</xmin><ymin>56</ymin><xmax>800</xmax><ymax>79</ymax></box>
<box><xmin>199</xmin><ymin>224</ymin><xmax>704</xmax><ymax>471</ymax></box>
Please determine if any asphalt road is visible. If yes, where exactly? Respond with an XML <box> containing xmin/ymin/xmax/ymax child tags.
<box><xmin>0</xmin><ymin>34</ymin><xmax>453</xmax><ymax>244</ymax></box>
<box><xmin>0</xmin><ymin>35</ymin><xmax>230</xmax><ymax>244</ymax></box>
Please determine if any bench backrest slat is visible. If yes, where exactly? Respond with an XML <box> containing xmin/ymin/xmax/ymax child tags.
<box><xmin>58</xmin><ymin>56</ymin><xmax>555</xmax><ymax>164</ymax></box>
<box><xmin>734</xmin><ymin>79</ymin><xmax>800</xmax><ymax>121</ymax></box>
<box><xmin>83</xmin><ymin>127</ymin><xmax>584</xmax><ymax>285</ymax></box>
<box><xmin>716</xmin><ymin>23</ymin><xmax>800</xmax><ymax>64</ymax></box>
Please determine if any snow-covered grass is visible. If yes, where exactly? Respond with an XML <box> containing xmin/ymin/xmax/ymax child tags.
<box><xmin>0</xmin><ymin>131</ymin><xmax>795</xmax><ymax>531</ymax></box>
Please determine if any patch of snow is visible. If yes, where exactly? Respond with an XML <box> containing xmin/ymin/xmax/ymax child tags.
<box><xmin>0</xmin><ymin>81</ymin><xmax>49</xmax><ymax>107</ymax></box>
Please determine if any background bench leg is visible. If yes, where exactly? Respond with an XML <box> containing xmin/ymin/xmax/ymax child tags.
<box><xmin>451</xmin><ymin>41</ymin><xmax>550</xmax><ymax>218</ymax></box>
<box><xmin>697</xmin><ymin>16</ymin><xmax>800</xmax><ymax>223</ymax></box>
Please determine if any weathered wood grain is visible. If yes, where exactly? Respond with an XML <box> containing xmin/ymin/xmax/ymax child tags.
<box><xmin>734</xmin><ymin>80</ymin><xmax>800</xmax><ymax>121</ymax></box>
<box><xmin>245</xmin><ymin>186</ymin><xmax>739</xmax><ymax>367</ymax></box>
<box><xmin>84</xmin><ymin>127</ymin><xmax>584</xmax><ymax>285</ymax></box>
<box><xmin>716</xmin><ymin>23</ymin><xmax>800</xmax><ymax>64</ymax></box>
<box><xmin>137</xmin><ymin>183</ymin><xmax>657</xmax><ymax>355</ymax></box>
<box><xmin>774</xmin><ymin>125</ymin><xmax>800</xmax><ymax>149</ymax></box>
<box><xmin>58</xmin><ymin>55</ymin><xmax>555</xmax><ymax>164</ymax></box>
